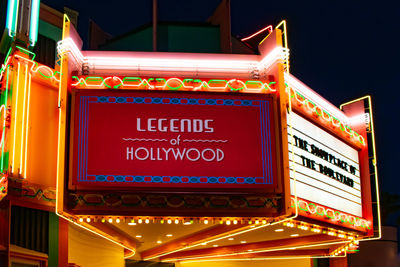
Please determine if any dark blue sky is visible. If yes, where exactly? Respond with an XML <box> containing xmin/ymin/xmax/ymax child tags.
<box><xmin>44</xmin><ymin>0</ymin><xmax>400</xmax><ymax>194</ymax></box>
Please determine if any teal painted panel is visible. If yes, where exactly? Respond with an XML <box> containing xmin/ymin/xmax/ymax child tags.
<box><xmin>38</xmin><ymin>20</ymin><xmax>62</xmax><ymax>42</ymax></box>
<box><xmin>100</xmin><ymin>27</ymin><xmax>153</xmax><ymax>51</ymax></box>
<box><xmin>100</xmin><ymin>24</ymin><xmax>220</xmax><ymax>53</ymax></box>
<box><xmin>167</xmin><ymin>25</ymin><xmax>220</xmax><ymax>53</ymax></box>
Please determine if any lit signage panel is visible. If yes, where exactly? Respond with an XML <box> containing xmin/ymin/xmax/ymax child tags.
<box><xmin>288</xmin><ymin>112</ymin><xmax>361</xmax><ymax>217</ymax></box>
<box><xmin>70</xmin><ymin>90</ymin><xmax>278</xmax><ymax>191</ymax></box>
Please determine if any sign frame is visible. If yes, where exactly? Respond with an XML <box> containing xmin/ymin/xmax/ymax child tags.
<box><xmin>290</xmin><ymin>103</ymin><xmax>373</xmax><ymax>233</ymax></box>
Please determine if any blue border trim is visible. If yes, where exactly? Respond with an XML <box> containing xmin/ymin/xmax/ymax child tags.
<box><xmin>90</xmin><ymin>175</ymin><xmax>262</xmax><ymax>184</ymax></box>
<box><xmin>94</xmin><ymin>96</ymin><xmax>261</xmax><ymax>106</ymax></box>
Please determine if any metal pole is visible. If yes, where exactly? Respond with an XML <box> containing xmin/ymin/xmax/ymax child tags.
<box><xmin>153</xmin><ymin>0</ymin><xmax>157</xmax><ymax>51</ymax></box>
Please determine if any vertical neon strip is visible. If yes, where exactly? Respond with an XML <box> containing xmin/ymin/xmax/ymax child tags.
<box><xmin>56</xmin><ymin>108</ymin><xmax>62</xmax><ymax>209</ymax></box>
<box><xmin>58</xmin><ymin>62</ymin><xmax>62</xmax><ymax>108</ymax></box>
<box><xmin>19</xmin><ymin>64</ymin><xmax>28</xmax><ymax>175</ymax></box>
<box><xmin>275</xmin><ymin>20</ymin><xmax>289</xmax><ymax>73</ymax></box>
<box><xmin>23</xmin><ymin>73</ymin><xmax>31</xmax><ymax>178</ymax></box>
<box><xmin>14</xmin><ymin>0</ymin><xmax>20</xmax><ymax>37</ymax></box>
<box><xmin>366</xmin><ymin>95</ymin><xmax>382</xmax><ymax>239</ymax></box>
<box><xmin>58</xmin><ymin>15</ymin><xmax>70</xmax><ymax>108</ymax></box>
<box><xmin>1</xmin><ymin>66</ymin><xmax>10</xmax><ymax>172</ymax></box>
<box><xmin>0</xmin><ymin>105</ymin><xmax>6</xmax><ymax>150</ymax></box>
<box><xmin>11</xmin><ymin>62</ymin><xmax>21</xmax><ymax>174</ymax></box>
<box><xmin>29</xmin><ymin>0</ymin><xmax>40</xmax><ymax>46</ymax></box>
<box><xmin>56</xmin><ymin>14</ymin><xmax>70</xmax><ymax>214</ymax></box>
<box><xmin>5</xmin><ymin>0</ymin><xmax>15</xmax><ymax>32</ymax></box>
<box><xmin>340</xmin><ymin>96</ymin><xmax>382</xmax><ymax>241</ymax></box>
<box><xmin>6</xmin><ymin>0</ymin><xmax>18</xmax><ymax>37</ymax></box>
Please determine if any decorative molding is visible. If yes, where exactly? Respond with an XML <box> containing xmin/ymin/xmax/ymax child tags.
<box><xmin>8</xmin><ymin>177</ymin><xmax>56</xmax><ymax>205</ymax></box>
<box><xmin>68</xmin><ymin>191</ymin><xmax>281</xmax><ymax>216</ymax></box>
<box><xmin>291</xmin><ymin>197</ymin><xmax>370</xmax><ymax>232</ymax></box>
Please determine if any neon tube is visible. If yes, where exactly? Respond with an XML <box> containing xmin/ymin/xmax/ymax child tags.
<box><xmin>287</xmin><ymin>69</ymin><xmax>299</xmax><ymax>235</ymax></box>
<box><xmin>14</xmin><ymin>54</ymin><xmax>61</xmax><ymax>83</ymax></box>
<box><xmin>292</xmin><ymin>198</ymin><xmax>370</xmax><ymax>230</ymax></box>
<box><xmin>12</xmin><ymin>0</ymin><xmax>19</xmax><ymax>38</ymax></box>
<box><xmin>11</xmin><ymin>62</ymin><xmax>21</xmax><ymax>174</ymax></box>
<box><xmin>0</xmin><ymin>105</ymin><xmax>5</xmax><ymax>150</ymax></box>
<box><xmin>1</xmin><ymin>66</ymin><xmax>9</xmax><ymax>172</ymax></box>
<box><xmin>56</xmin><ymin>14</ymin><xmax>70</xmax><ymax>218</ymax></box>
<box><xmin>285</xmin><ymin>73</ymin><xmax>348</xmax><ymax>123</ymax></box>
<box><xmin>178</xmin><ymin>255</ymin><xmax>346</xmax><ymax>264</ymax></box>
<box><xmin>287</xmin><ymin>80</ymin><xmax>365</xmax><ymax>145</ymax></box>
<box><xmin>23</xmin><ymin>73</ymin><xmax>31</xmax><ymax>178</ymax></box>
<box><xmin>84</xmin><ymin>53</ymin><xmax>280</xmax><ymax>78</ymax></box>
<box><xmin>143</xmin><ymin>222</ymin><xmax>274</xmax><ymax>261</ymax></box>
<box><xmin>87</xmin><ymin>57</ymin><xmax>257</xmax><ymax>68</ymax></box>
<box><xmin>163</xmin><ymin>239</ymin><xmax>350</xmax><ymax>262</ymax></box>
<box><xmin>19</xmin><ymin>63</ymin><xmax>28</xmax><ymax>175</ymax></box>
<box><xmin>57</xmin><ymin>38</ymin><xmax>84</xmax><ymax>65</ymax></box>
<box><xmin>144</xmin><ymin>215</ymin><xmax>304</xmax><ymax>261</ymax></box>
<box><xmin>259</xmin><ymin>47</ymin><xmax>289</xmax><ymax>74</ymax></box>
<box><xmin>124</xmin><ymin>250</ymin><xmax>136</xmax><ymax>259</ymax></box>
<box><xmin>241</xmin><ymin>25</ymin><xmax>273</xmax><ymax>41</ymax></box>
<box><xmin>57</xmin><ymin>38</ymin><xmax>289</xmax><ymax>79</ymax></box>
<box><xmin>0</xmin><ymin>47</ymin><xmax>13</xmax><ymax>81</ymax></box>
<box><xmin>348</xmin><ymin>113</ymin><xmax>368</xmax><ymax>126</ymax></box>
<box><xmin>71</xmin><ymin>76</ymin><xmax>276</xmax><ymax>94</ymax></box>
<box><xmin>275</xmin><ymin>20</ymin><xmax>290</xmax><ymax>73</ymax></box>
<box><xmin>29</xmin><ymin>0</ymin><xmax>40</xmax><ymax>46</ymax></box>
<box><xmin>6</xmin><ymin>0</ymin><xmax>18</xmax><ymax>37</ymax></box>
<box><xmin>58</xmin><ymin>62</ymin><xmax>63</xmax><ymax>108</ymax></box>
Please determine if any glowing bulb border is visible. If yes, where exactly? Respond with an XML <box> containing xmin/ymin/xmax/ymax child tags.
<box><xmin>291</xmin><ymin>197</ymin><xmax>370</xmax><ymax>232</ymax></box>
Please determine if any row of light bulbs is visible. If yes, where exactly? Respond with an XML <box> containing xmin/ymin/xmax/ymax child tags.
<box><xmin>331</xmin><ymin>240</ymin><xmax>359</xmax><ymax>256</ymax></box>
<box><xmin>77</xmin><ymin>216</ymin><xmax>272</xmax><ymax>225</ymax></box>
<box><xmin>75</xmin><ymin>215</ymin><xmax>362</xmax><ymax>258</ymax></box>
<box><xmin>282</xmin><ymin>221</ymin><xmax>358</xmax><ymax>240</ymax></box>
<box><xmin>77</xmin><ymin>216</ymin><xmax>360</xmax><ymax>242</ymax></box>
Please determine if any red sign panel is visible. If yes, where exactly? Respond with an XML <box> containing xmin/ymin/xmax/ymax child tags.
<box><xmin>70</xmin><ymin>90</ymin><xmax>277</xmax><ymax>191</ymax></box>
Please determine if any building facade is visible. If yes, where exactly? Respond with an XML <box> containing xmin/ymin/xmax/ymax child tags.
<box><xmin>0</xmin><ymin>0</ymin><xmax>380</xmax><ymax>266</ymax></box>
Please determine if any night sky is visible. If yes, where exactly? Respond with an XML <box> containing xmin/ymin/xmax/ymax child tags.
<box><xmin>43</xmin><ymin>0</ymin><xmax>400</xmax><ymax>194</ymax></box>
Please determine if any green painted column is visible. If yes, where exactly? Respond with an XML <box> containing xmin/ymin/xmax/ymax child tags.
<box><xmin>48</xmin><ymin>212</ymin><xmax>59</xmax><ymax>266</ymax></box>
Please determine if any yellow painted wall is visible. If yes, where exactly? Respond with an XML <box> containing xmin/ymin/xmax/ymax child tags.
<box><xmin>68</xmin><ymin>223</ymin><xmax>125</xmax><ymax>267</ymax></box>
<box><xmin>26</xmin><ymin>79</ymin><xmax>58</xmax><ymax>186</ymax></box>
<box><xmin>8</xmin><ymin>61</ymin><xmax>60</xmax><ymax>187</ymax></box>
<box><xmin>175</xmin><ymin>258</ymin><xmax>311</xmax><ymax>267</ymax></box>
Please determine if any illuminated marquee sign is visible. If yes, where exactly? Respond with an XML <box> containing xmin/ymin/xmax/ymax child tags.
<box><xmin>70</xmin><ymin>90</ymin><xmax>278</xmax><ymax>191</ymax></box>
<box><xmin>288</xmin><ymin>112</ymin><xmax>361</xmax><ymax>217</ymax></box>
